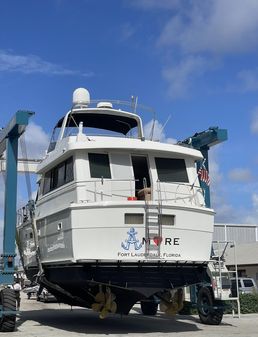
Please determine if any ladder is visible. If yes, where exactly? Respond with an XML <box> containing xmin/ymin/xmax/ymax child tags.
<box><xmin>144</xmin><ymin>178</ymin><xmax>163</xmax><ymax>257</ymax></box>
<box><xmin>209</xmin><ymin>241</ymin><xmax>240</xmax><ymax>317</ymax></box>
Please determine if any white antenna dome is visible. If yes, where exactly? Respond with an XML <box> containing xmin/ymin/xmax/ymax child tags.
<box><xmin>72</xmin><ymin>88</ymin><xmax>90</xmax><ymax>107</ymax></box>
<box><xmin>97</xmin><ymin>102</ymin><xmax>113</xmax><ymax>109</ymax></box>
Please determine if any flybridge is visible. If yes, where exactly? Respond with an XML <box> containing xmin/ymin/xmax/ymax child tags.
<box><xmin>50</xmin><ymin>88</ymin><xmax>145</xmax><ymax>149</ymax></box>
<box><xmin>56</xmin><ymin>108</ymin><xmax>144</xmax><ymax>138</ymax></box>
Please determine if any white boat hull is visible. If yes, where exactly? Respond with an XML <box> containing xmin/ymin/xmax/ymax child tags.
<box><xmin>35</xmin><ymin>202</ymin><xmax>214</xmax><ymax>264</ymax></box>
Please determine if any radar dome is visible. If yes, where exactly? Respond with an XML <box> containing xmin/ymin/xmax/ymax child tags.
<box><xmin>73</xmin><ymin>88</ymin><xmax>90</xmax><ymax>107</ymax></box>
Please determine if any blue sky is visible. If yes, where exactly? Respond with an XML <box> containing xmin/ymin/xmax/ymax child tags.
<box><xmin>1</xmin><ymin>0</ymin><xmax>258</xmax><ymax>226</ymax></box>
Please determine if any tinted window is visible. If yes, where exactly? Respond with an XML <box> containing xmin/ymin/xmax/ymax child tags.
<box><xmin>125</xmin><ymin>213</ymin><xmax>144</xmax><ymax>224</ymax></box>
<box><xmin>243</xmin><ymin>279</ymin><xmax>254</xmax><ymax>287</ymax></box>
<box><xmin>57</xmin><ymin>162</ymin><xmax>65</xmax><ymax>187</ymax></box>
<box><xmin>43</xmin><ymin>157</ymin><xmax>74</xmax><ymax>195</ymax></box>
<box><xmin>155</xmin><ymin>158</ymin><xmax>189</xmax><ymax>183</ymax></box>
<box><xmin>65</xmin><ymin>157</ymin><xmax>74</xmax><ymax>183</ymax></box>
<box><xmin>43</xmin><ymin>171</ymin><xmax>51</xmax><ymax>195</ymax></box>
<box><xmin>51</xmin><ymin>166</ymin><xmax>59</xmax><ymax>189</ymax></box>
<box><xmin>161</xmin><ymin>215</ymin><xmax>175</xmax><ymax>226</ymax></box>
<box><xmin>88</xmin><ymin>153</ymin><xmax>111</xmax><ymax>178</ymax></box>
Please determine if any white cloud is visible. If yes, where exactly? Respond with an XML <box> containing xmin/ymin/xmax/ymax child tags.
<box><xmin>0</xmin><ymin>50</ymin><xmax>93</xmax><ymax>77</ymax></box>
<box><xmin>166</xmin><ymin>137</ymin><xmax>177</xmax><ymax>144</ymax></box>
<box><xmin>244</xmin><ymin>193</ymin><xmax>258</xmax><ymax>223</ymax></box>
<box><xmin>158</xmin><ymin>0</ymin><xmax>258</xmax><ymax>55</ymax></box>
<box><xmin>129</xmin><ymin>1</ymin><xmax>258</xmax><ymax>98</ymax></box>
<box><xmin>210</xmin><ymin>148</ymin><xmax>258</xmax><ymax>223</ymax></box>
<box><xmin>143</xmin><ymin>119</ymin><xmax>177</xmax><ymax>143</ymax></box>
<box><xmin>120</xmin><ymin>23</ymin><xmax>138</xmax><ymax>41</ymax></box>
<box><xmin>228</xmin><ymin>168</ymin><xmax>253</xmax><ymax>182</ymax></box>
<box><xmin>19</xmin><ymin>122</ymin><xmax>49</xmax><ymax>159</ymax></box>
<box><xmin>128</xmin><ymin>1</ymin><xmax>258</xmax><ymax>99</ymax></box>
<box><xmin>227</xmin><ymin>69</ymin><xmax>258</xmax><ymax>93</ymax></box>
<box><xmin>0</xmin><ymin>122</ymin><xmax>48</xmax><ymax>218</ymax></box>
<box><xmin>251</xmin><ymin>193</ymin><xmax>258</xmax><ymax>208</ymax></box>
<box><xmin>251</xmin><ymin>107</ymin><xmax>258</xmax><ymax>134</ymax></box>
<box><xmin>0</xmin><ymin>122</ymin><xmax>48</xmax><ymax>242</ymax></box>
<box><xmin>129</xmin><ymin>0</ymin><xmax>180</xmax><ymax>10</ymax></box>
<box><xmin>209</xmin><ymin>147</ymin><xmax>235</xmax><ymax>222</ymax></box>
<box><xmin>162</xmin><ymin>56</ymin><xmax>211</xmax><ymax>98</ymax></box>
<box><xmin>209</xmin><ymin>149</ymin><xmax>223</xmax><ymax>186</ymax></box>
<box><xmin>236</xmin><ymin>69</ymin><xmax>258</xmax><ymax>92</ymax></box>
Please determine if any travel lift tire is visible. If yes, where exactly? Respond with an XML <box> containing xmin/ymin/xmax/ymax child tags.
<box><xmin>197</xmin><ymin>287</ymin><xmax>223</xmax><ymax>325</ymax></box>
<box><xmin>140</xmin><ymin>300</ymin><xmax>158</xmax><ymax>315</ymax></box>
<box><xmin>0</xmin><ymin>288</ymin><xmax>16</xmax><ymax>332</ymax></box>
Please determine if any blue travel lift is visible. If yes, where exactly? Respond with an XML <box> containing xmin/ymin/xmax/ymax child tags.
<box><xmin>180</xmin><ymin>126</ymin><xmax>228</xmax><ymax>324</ymax></box>
<box><xmin>180</xmin><ymin>126</ymin><xmax>228</xmax><ymax>207</ymax></box>
<box><xmin>0</xmin><ymin>110</ymin><xmax>34</xmax><ymax>332</ymax></box>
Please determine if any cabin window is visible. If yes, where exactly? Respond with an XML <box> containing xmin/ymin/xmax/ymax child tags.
<box><xmin>52</xmin><ymin>165</ymin><xmax>59</xmax><ymax>189</ymax></box>
<box><xmin>155</xmin><ymin>158</ymin><xmax>189</xmax><ymax>183</ymax></box>
<box><xmin>57</xmin><ymin>162</ymin><xmax>65</xmax><ymax>187</ymax></box>
<box><xmin>125</xmin><ymin>213</ymin><xmax>144</xmax><ymax>224</ymax></box>
<box><xmin>65</xmin><ymin>157</ymin><xmax>74</xmax><ymax>183</ymax></box>
<box><xmin>43</xmin><ymin>171</ymin><xmax>51</xmax><ymax>195</ymax></box>
<box><xmin>161</xmin><ymin>215</ymin><xmax>175</xmax><ymax>226</ymax></box>
<box><xmin>88</xmin><ymin>153</ymin><xmax>111</xmax><ymax>179</ymax></box>
<box><xmin>42</xmin><ymin>156</ymin><xmax>74</xmax><ymax>195</ymax></box>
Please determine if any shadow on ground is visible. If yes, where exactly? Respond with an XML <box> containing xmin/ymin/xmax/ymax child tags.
<box><xmin>16</xmin><ymin>308</ymin><xmax>204</xmax><ymax>334</ymax></box>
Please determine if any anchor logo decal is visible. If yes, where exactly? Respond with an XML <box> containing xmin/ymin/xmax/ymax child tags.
<box><xmin>121</xmin><ymin>227</ymin><xmax>143</xmax><ymax>251</ymax></box>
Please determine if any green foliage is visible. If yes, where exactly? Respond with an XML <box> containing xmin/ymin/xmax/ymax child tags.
<box><xmin>224</xmin><ymin>293</ymin><xmax>258</xmax><ymax>314</ymax></box>
<box><xmin>238</xmin><ymin>293</ymin><xmax>258</xmax><ymax>313</ymax></box>
<box><xmin>180</xmin><ymin>293</ymin><xmax>258</xmax><ymax>315</ymax></box>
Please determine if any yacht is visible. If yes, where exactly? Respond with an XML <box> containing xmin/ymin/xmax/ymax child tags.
<box><xmin>17</xmin><ymin>88</ymin><xmax>214</xmax><ymax>317</ymax></box>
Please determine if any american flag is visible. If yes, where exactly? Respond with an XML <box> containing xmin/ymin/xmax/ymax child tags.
<box><xmin>198</xmin><ymin>166</ymin><xmax>210</xmax><ymax>186</ymax></box>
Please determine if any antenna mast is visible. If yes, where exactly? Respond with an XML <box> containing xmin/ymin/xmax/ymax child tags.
<box><xmin>131</xmin><ymin>96</ymin><xmax>138</xmax><ymax>113</ymax></box>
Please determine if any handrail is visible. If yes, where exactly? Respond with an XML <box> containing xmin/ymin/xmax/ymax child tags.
<box><xmin>157</xmin><ymin>179</ymin><xmax>163</xmax><ymax>239</ymax></box>
<box><xmin>155</xmin><ymin>181</ymin><xmax>205</xmax><ymax>207</ymax></box>
<box><xmin>18</xmin><ymin>178</ymin><xmax>206</xmax><ymax>210</ymax></box>
<box><xmin>80</xmin><ymin>179</ymin><xmax>205</xmax><ymax>208</ymax></box>
<box><xmin>79</xmin><ymin>178</ymin><xmax>138</xmax><ymax>202</ymax></box>
<box><xmin>17</xmin><ymin>204</ymin><xmax>32</xmax><ymax>227</ymax></box>
<box><xmin>62</xmin><ymin>132</ymin><xmax>139</xmax><ymax>139</ymax></box>
<box><xmin>79</xmin><ymin>178</ymin><xmax>205</xmax><ymax>206</ymax></box>
<box><xmin>210</xmin><ymin>240</ymin><xmax>240</xmax><ymax>317</ymax></box>
<box><xmin>79</xmin><ymin>178</ymin><xmax>138</xmax><ymax>183</ymax></box>
<box><xmin>89</xmin><ymin>99</ymin><xmax>155</xmax><ymax>114</ymax></box>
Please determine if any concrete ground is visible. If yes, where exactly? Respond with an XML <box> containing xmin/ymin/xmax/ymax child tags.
<box><xmin>7</xmin><ymin>292</ymin><xmax>258</xmax><ymax>337</ymax></box>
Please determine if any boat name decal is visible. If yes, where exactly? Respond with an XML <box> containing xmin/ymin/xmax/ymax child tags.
<box><xmin>121</xmin><ymin>227</ymin><xmax>180</xmax><ymax>251</ymax></box>
<box><xmin>121</xmin><ymin>227</ymin><xmax>143</xmax><ymax>251</ymax></box>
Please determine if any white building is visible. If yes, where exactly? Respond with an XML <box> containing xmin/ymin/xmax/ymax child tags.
<box><xmin>214</xmin><ymin>223</ymin><xmax>258</xmax><ymax>285</ymax></box>
<box><xmin>214</xmin><ymin>223</ymin><xmax>258</xmax><ymax>244</ymax></box>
